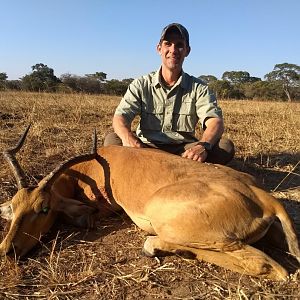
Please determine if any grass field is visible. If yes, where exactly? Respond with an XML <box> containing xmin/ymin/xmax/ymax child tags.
<box><xmin>0</xmin><ymin>91</ymin><xmax>299</xmax><ymax>299</ymax></box>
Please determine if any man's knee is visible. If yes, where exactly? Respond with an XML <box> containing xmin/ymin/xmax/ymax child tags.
<box><xmin>103</xmin><ymin>132</ymin><xmax>123</xmax><ymax>146</ymax></box>
<box><xmin>208</xmin><ymin>138</ymin><xmax>235</xmax><ymax>165</ymax></box>
<box><xmin>219</xmin><ymin>138</ymin><xmax>235</xmax><ymax>156</ymax></box>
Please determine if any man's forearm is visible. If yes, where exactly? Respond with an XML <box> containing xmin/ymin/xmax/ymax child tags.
<box><xmin>113</xmin><ymin>115</ymin><xmax>131</xmax><ymax>139</ymax></box>
<box><xmin>200</xmin><ymin>117</ymin><xmax>224</xmax><ymax>146</ymax></box>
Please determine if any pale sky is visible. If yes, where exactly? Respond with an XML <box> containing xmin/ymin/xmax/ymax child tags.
<box><xmin>1</xmin><ymin>0</ymin><xmax>299</xmax><ymax>81</ymax></box>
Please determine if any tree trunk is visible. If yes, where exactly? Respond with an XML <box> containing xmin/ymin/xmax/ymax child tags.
<box><xmin>283</xmin><ymin>86</ymin><xmax>292</xmax><ymax>102</ymax></box>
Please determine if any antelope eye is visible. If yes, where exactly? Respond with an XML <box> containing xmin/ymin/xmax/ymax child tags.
<box><xmin>41</xmin><ymin>207</ymin><xmax>50</xmax><ymax>214</ymax></box>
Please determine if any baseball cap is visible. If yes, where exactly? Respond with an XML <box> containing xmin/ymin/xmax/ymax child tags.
<box><xmin>160</xmin><ymin>23</ymin><xmax>190</xmax><ymax>47</ymax></box>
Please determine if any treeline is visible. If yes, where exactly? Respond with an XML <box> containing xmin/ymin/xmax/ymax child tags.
<box><xmin>0</xmin><ymin>64</ymin><xmax>132</xmax><ymax>96</ymax></box>
<box><xmin>0</xmin><ymin>63</ymin><xmax>299</xmax><ymax>101</ymax></box>
<box><xmin>201</xmin><ymin>64</ymin><xmax>300</xmax><ymax>102</ymax></box>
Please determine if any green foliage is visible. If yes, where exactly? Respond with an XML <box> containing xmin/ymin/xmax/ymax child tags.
<box><xmin>60</xmin><ymin>73</ymin><xmax>133</xmax><ymax>95</ymax></box>
<box><xmin>221</xmin><ymin>71</ymin><xmax>261</xmax><ymax>85</ymax></box>
<box><xmin>264</xmin><ymin>63</ymin><xmax>300</xmax><ymax>102</ymax></box>
<box><xmin>242</xmin><ymin>81</ymin><xmax>284</xmax><ymax>100</ymax></box>
<box><xmin>5</xmin><ymin>80</ymin><xmax>22</xmax><ymax>91</ymax></box>
<box><xmin>222</xmin><ymin>71</ymin><xmax>251</xmax><ymax>84</ymax></box>
<box><xmin>85</xmin><ymin>72</ymin><xmax>107</xmax><ymax>82</ymax></box>
<box><xmin>247</xmin><ymin>76</ymin><xmax>261</xmax><ymax>83</ymax></box>
<box><xmin>209</xmin><ymin>80</ymin><xmax>232</xmax><ymax>98</ymax></box>
<box><xmin>0</xmin><ymin>72</ymin><xmax>8</xmax><ymax>81</ymax></box>
<box><xmin>21</xmin><ymin>63</ymin><xmax>61</xmax><ymax>92</ymax></box>
<box><xmin>60</xmin><ymin>73</ymin><xmax>103</xmax><ymax>94</ymax></box>
<box><xmin>103</xmin><ymin>79</ymin><xmax>134</xmax><ymax>95</ymax></box>
<box><xmin>3</xmin><ymin>62</ymin><xmax>299</xmax><ymax>101</ymax></box>
<box><xmin>0</xmin><ymin>72</ymin><xmax>8</xmax><ymax>90</ymax></box>
<box><xmin>198</xmin><ymin>75</ymin><xmax>217</xmax><ymax>84</ymax></box>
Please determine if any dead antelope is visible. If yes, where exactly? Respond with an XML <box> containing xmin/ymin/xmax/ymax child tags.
<box><xmin>0</xmin><ymin>126</ymin><xmax>299</xmax><ymax>280</ymax></box>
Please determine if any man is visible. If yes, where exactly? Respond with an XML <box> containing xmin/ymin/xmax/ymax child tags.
<box><xmin>104</xmin><ymin>23</ymin><xmax>234</xmax><ymax>164</ymax></box>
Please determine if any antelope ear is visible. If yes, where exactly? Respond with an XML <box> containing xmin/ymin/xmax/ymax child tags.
<box><xmin>54</xmin><ymin>197</ymin><xmax>97</xmax><ymax>218</ymax></box>
<box><xmin>0</xmin><ymin>201</ymin><xmax>13</xmax><ymax>221</ymax></box>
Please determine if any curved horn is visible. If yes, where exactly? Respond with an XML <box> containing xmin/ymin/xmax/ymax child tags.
<box><xmin>41</xmin><ymin>129</ymin><xmax>98</xmax><ymax>191</ymax></box>
<box><xmin>3</xmin><ymin>125</ymin><xmax>31</xmax><ymax>190</ymax></box>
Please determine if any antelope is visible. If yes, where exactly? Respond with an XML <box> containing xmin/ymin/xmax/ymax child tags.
<box><xmin>0</xmin><ymin>126</ymin><xmax>299</xmax><ymax>280</ymax></box>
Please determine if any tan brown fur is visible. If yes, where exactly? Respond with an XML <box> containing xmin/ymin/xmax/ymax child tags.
<box><xmin>1</xmin><ymin>145</ymin><xmax>299</xmax><ymax>280</ymax></box>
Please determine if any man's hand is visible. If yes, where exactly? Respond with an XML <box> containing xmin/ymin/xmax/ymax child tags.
<box><xmin>122</xmin><ymin>132</ymin><xmax>144</xmax><ymax>148</ymax></box>
<box><xmin>181</xmin><ymin>144</ymin><xmax>208</xmax><ymax>162</ymax></box>
<box><xmin>182</xmin><ymin>117</ymin><xmax>224</xmax><ymax>162</ymax></box>
<box><xmin>113</xmin><ymin>115</ymin><xmax>144</xmax><ymax>148</ymax></box>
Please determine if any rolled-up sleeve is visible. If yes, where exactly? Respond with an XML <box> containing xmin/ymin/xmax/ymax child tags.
<box><xmin>195</xmin><ymin>85</ymin><xmax>223</xmax><ymax>129</ymax></box>
<box><xmin>114</xmin><ymin>79</ymin><xmax>142</xmax><ymax>124</ymax></box>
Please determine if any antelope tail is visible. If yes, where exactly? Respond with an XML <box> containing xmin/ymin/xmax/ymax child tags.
<box><xmin>275</xmin><ymin>202</ymin><xmax>300</xmax><ymax>263</ymax></box>
<box><xmin>251</xmin><ymin>185</ymin><xmax>300</xmax><ymax>263</ymax></box>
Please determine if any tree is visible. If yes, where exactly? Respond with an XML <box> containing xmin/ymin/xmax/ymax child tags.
<box><xmin>85</xmin><ymin>72</ymin><xmax>107</xmax><ymax>93</ymax></box>
<box><xmin>198</xmin><ymin>75</ymin><xmax>218</xmax><ymax>84</ymax></box>
<box><xmin>209</xmin><ymin>80</ymin><xmax>233</xmax><ymax>99</ymax></box>
<box><xmin>242</xmin><ymin>81</ymin><xmax>284</xmax><ymax>100</ymax></box>
<box><xmin>247</xmin><ymin>76</ymin><xmax>261</xmax><ymax>83</ymax></box>
<box><xmin>85</xmin><ymin>72</ymin><xmax>107</xmax><ymax>82</ymax></box>
<box><xmin>0</xmin><ymin>72</ymin><xmax>8</xmax><ymax>90</ymax></box>
<box><xmin>61</xmin><ymin>73</ymin><xmax>106</xmax><ymax>94</ymax></box>
<box><xmin>222</xmin><ymin>71</ymin><xmax>252</xmax><ymax>84</ymax></box>
<box><xmin>104</xmin><ymin>78</ymin><xmax>133</xmax><ymax>95</ymax></box>
<box><xmin>0</xmin><ymin>72</ymin><xmax>8</xmax><ymax>81</ymax></box>
<box><xmin>5</xmin><ymin>80</ymin><xmax>22</xmax><ymax>91</ymax></box>
<box><xmin>21</xmin><ymin>63</ymin><xmax>61</xmax><ymax>92</ymax></box>
<box><xmin>264</xmin><ymin>63</ymin><xmax>300</xmax><ymax>102</ymax></box>
<box><xmin>60</xmin><ymin>73</ymin><xmax>79</xmax><ymax>92</ymax></box>
<box><xmin>121</xmin><ymin>78</ymin><xmax>134</xmax><ymax>85</ymax></box>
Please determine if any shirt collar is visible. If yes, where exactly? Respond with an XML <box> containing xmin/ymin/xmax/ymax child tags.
<box><xmin>152</xmin><ymin>67</ymin><xmax>189</xmax><ymax>90</ymax></box>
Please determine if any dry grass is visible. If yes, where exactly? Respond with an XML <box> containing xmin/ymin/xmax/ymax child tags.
<box><xmin>0</xmin><ymin>91</ymin><xmax>299</xmax><ymax>299</ymax></box>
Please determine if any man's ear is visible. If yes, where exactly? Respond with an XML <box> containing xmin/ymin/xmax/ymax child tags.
<box><xmin>185</xmin><ymin>46</ymin><xmax>191</xmax><ymax>57</ymax></box>
<box><xmin>54</xmin><ymin>197</ymin><xmax>97</xmax><ymax>218</ymax></box>
<box><xmin>157</xmin><ymin>43</ymin><xmax>162</xmax><ymax>54</ymax></box>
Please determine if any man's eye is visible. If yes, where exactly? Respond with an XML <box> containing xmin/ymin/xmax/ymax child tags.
<box><xmin>176</xmin><ymin>43</ymin><xmax>184</xmax><ymax>49</ymax></box>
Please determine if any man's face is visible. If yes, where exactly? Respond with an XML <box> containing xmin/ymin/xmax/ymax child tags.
<box><xmin>157</xmin><ymin>30</ymin><xmax>190</xmax><ymax>72</ymax></box>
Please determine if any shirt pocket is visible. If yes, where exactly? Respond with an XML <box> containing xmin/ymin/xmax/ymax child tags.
<box><xmin>172</xmin><ymin>101</ymin><xmax>195</xmax><ymax>132</ymax></box>
<box><xmin>140</xmin><ymin>105</ymin><xmax>164</xmax><ymax>131</ymax></box>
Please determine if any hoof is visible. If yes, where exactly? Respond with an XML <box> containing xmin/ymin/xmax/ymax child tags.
<box><xmin>141</xmin><ymin>248</ymin><xmax>156</xmax><ymax>257</ymax></box>
<box><xmin>142</xmin><ymin>236</ymin><xmax>170</xmax><ymax>258</ymax></box>
<box><xmin>142</xmin><ymin>236</ymin><xmax>158</xmax><ymax>257</ymax></box>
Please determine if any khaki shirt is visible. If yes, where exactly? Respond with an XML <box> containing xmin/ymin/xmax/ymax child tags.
<box><xmin>115</xmin><ymin>68</ymin><xmax>222</xmax><ymax>144</ymax></box>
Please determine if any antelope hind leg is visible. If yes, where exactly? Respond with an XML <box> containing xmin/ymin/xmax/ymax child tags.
<box><xmin>143</xmin><ymin>236</ymin><xmax>288</xmax><ymax>281</ymax></box>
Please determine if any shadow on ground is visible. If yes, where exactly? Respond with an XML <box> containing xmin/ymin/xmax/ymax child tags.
<box><xmin>228</xmin><ymin>152</ymin><xmax>300</xmax><ymax>191</ymax></box>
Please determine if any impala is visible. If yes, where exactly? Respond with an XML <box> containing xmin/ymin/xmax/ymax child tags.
<box><xmin>0</xmin><ymin>125</ymin><xmax>299</xmax><ymax>280</ymax></box>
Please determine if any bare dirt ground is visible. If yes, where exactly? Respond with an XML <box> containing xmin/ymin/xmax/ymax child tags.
<box><xmin>0</xmin><ymin>92</ymin><xmax>299</xmax><ymax>299</ymax></box>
